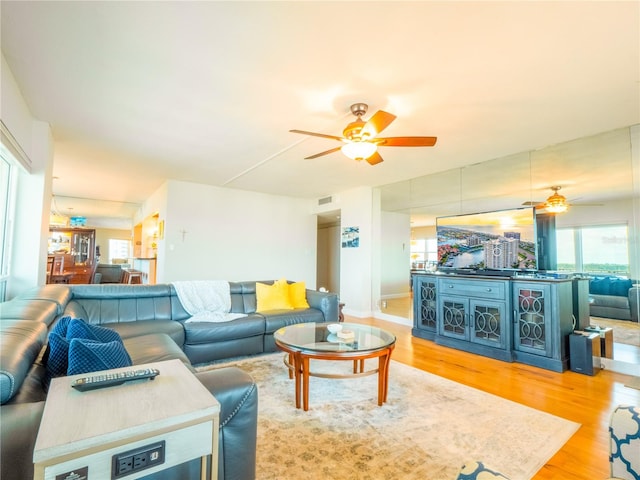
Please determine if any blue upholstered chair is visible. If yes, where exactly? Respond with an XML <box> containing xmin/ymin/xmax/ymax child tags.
<box><xmin>456</xmin><ymin>461</ymin><xmax>510</xmax><ymax>479</ymax></box>
<box><xmin>607</xmin><ymin>405</ymin><xmax>640</xmax><ymax>480</ymax></box>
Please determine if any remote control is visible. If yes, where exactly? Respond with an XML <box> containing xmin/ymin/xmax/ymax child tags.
<box><xmin>71</xmin><ymin>368</ymin><xmax>160</xmax><ymax>392</ymax></box>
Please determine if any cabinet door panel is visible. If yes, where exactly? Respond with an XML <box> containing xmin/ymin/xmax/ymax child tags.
<box><xmin>470</xmin><ymin>300</ymin><xmax>506</xmax><ymax>349</ymax></box>
<box><xmin>513</xmin><ymin>284</ymin><xmax>551</xmax><ymax>356</ymax></box>
<box><xmin>417</xmin><ymin>279</ymin><xmax>437</xmax><ymax>332</ymax></box>
<box><xmin>440</xmin><ymin>296</ymin><xmax>467</xmax><ymax>340</ymax></box>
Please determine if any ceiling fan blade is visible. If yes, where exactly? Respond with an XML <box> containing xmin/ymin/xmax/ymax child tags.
<box><xmin>366</xmin><ymin>151</ymin><xmax>384</xmax><ymax>165</ymax></box>
<box><xmin>360</xmin><ymin>110</ymin><xmax>396</xmax><ymax>139</ymax></box>
<box><xmin>522</xmin><ymin>201</ymin><xmax>544</xmax><ymax>206</ymax></box>
<box><xmin>290</xmin><ymin>129</ymin><xmax>344</xmax><ymax>142</ymax></box>
<box><xmin>305</xmin><ymin>146</ymin><xmax>343</xmax><ymax>159</ymax></box>
<box><xmin>377</xmin><ymin>136</ymin><xmax>438</xmax><ymax>147</ymax></box>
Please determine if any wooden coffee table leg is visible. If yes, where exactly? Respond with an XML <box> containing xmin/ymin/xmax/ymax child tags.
<box><xmin>302</xmin><ymin>356</ymin><xmax>310</xmax><ymax>411</ymax></box>
<box><xmin>288</xmin><ymin>353</ymin><xmax>294</xmax><ymax>380</ymax></box>
<box><xmin>377</xmin><ymin>347</ymin><xmax>394</xmax><ymax>405</ymax></box>
<box><xmin>293</xmin><ymin>352</ymin><xmax>302</xmax><ymax>409</ymax></box>
<box><xmin>377</xmin><ymin>354</ymin><xmax>386</xmax><ymax>406</ymax></box>
<box><xmin>383</xmin><ymin>346</ymin><xmax>394</xmax><ymax>402</ymax></box>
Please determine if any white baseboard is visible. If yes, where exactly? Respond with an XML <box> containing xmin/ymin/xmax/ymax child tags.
<box><xmin>374</xmin><ymin>311</ymin><xmax>413</xmax><ymax>327</ymax></box>
<box><xmin>380</xmin><ymin>293</ymin><xmax>411</xmax><ymax>300</ymax></box>
<box><xmin>599</xmin><ymin>357</ymin><xmax>640</xmax><ymax>376</ymax></box>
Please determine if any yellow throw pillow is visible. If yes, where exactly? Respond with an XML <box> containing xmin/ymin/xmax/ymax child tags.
<box><xmin>289</xmin><ymin>281</ymin><xmax>310</xmax><ymax>309</ymax></box>
<box><xmin>256</xmin><ymin>279</ymin><xmax>293</xmax><ymax>312</ymax></box>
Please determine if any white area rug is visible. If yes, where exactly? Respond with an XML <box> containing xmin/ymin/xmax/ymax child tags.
<box><xmin>198</xmin><ymin>353</ymin><xmax>580</xmax><ymax>480</ymax></box>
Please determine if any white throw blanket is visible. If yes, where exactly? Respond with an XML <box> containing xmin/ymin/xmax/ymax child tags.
<box><xmin>172</xmin><ymin>280</ymin><xmax>247</xmax><ymax>323</ymax></box>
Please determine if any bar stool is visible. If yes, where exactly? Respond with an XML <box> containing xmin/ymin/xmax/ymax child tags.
<box><xmin>122</xmin><ymin>269</ymin><xmax>143</xmax><ymax>284</ymax></box>
<box><xmin>127</xmin><ymin>271</ymin><xmax>142</xmax><ymax>284</ymax></box>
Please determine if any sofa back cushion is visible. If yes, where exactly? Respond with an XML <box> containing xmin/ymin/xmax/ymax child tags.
<box><xmin>0</xmin><ymin>299</ymin><xmax>59</xmax><ymax>326</ymax></box>
<box><xmin>228</xmin><ymin>281</ymin><xmax>256</xmax><ymax>314</ymax></box>
<box><xmin>589</xmin><ymin>276</ymin><xmax>633</xmax><ymax>297</ymax></box>
<box><xmin>67</xmin><ymin>284</ymin><xmax>184</xmax><ymax>325</ymax></box>
<box><xmin>14</xmin><ymin>285</ymin><xmax>71</xmax><ymax>315</ymax></box>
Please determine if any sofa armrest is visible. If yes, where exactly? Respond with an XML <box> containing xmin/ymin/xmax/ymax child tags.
<box><xmin>629</xmin><ymin>286</ymin><xmax>639</xmax><ymax>322</ymax></box>
<box><xmin>196</xmin><ymin>367</ymin><xmax>258</xmax><ymax>480</ymax></box>
<box><xmin>306</xmin><ymin>289</ymin><xmax>339</xmax><ymax>322</ymax></box>
<box><xmin>0</xmin><ymin>401</ymin><xmax>45</xmax><ymax>480</ymax></box>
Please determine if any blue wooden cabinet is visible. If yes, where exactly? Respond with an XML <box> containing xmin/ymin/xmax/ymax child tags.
<box><xmin>412</xmin><ymin>273</ymin><xmax>577</xmax><ymax>371</ymax></box>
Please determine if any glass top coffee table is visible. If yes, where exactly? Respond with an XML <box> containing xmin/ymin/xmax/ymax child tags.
<box><xmin>274</xmin><ymin>322</ymin><xmax>396</xmax><ymax>411</ymax></box>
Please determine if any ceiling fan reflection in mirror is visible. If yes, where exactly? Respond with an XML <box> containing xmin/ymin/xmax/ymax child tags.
<box><xmin>290</xmin><ymin>103</ymin><xmax>437</xmax><ymax>165</ymax></box>
<box><xmin>523</xmin><ymin>186</ymin><xmax>603</xmax><ymax>213</ymax></box>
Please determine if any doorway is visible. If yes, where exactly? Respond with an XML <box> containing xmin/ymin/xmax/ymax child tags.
<box><xmin>316</xmin><ymin>210</ymin><xmax>341</xmax><ymax>294</ymax></box>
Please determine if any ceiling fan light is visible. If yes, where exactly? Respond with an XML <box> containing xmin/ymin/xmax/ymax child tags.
<box><xmin>545</xmin><ymin>193</ymin><xmax>568</xmax><ymax>213</ymax></box>
<box><xmin>341</xmin><ymin>141</ymin><xmax>377</xmax><ymax>161</ymax></box>
<box><xmin>545</xmin><ymin>203</ymin><xmax>568</xmax><ymax>213</ymax></box>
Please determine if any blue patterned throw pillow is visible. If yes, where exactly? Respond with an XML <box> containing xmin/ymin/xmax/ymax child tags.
<box><xmin>66</xmin><ymin>319</ymin><xmax>122</xmax><ymax>344</ymax></box>
<box><xmin>67</xmin><ymin>338</ymin><xmax>132</xmax><ymax>376</ymax></box>
<box><xmin>45</xmin><ymin>318</ymin><xmax>129</xmax><ymax>381</ymax></box>
<box><xmin>46</xmin><ymin>332</ymin><xmax>72</xmax><ymax>379</ymax></box>
<box><xmin>52</xmin><ymin>315</ymin><xmax>73</xmax><ymax>336</ymax></box>
<box><xmin>457</xmin><ymin>461</ymin><xmax>510</xmax><ymax>479</ymax></box>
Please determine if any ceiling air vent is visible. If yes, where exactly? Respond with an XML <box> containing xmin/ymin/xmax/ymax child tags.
<box><xmin>318</xmin><ymin>196</ymin><xmax>333</xmax><ymax>206</ymax></box>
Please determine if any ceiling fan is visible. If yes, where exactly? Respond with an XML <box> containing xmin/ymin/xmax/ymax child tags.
<box><xmin>290</xmin><ymin>103</ymin><xmax>437</xmax><ymax>165</ymax></box>
<box><xmin>522</xmin><ymin>186</ymin><xmax>603</xmax><ymax>213</ymax></box>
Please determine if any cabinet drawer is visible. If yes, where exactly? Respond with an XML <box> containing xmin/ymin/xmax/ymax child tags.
<box><xmin>439</xmin><ymin>280</ymin><xmax>506</xmax><ymax>300</ymax></box>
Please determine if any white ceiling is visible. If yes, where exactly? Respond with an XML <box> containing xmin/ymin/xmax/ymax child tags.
<box><xmin>1</xmin><ymin>1</ymin><xmax>639</xmax><ymax>226</ymax></box>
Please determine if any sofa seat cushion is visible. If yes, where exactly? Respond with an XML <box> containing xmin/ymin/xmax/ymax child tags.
<box><xmin>183</xmin><ymin>315</ymin><xmax>265</xmax><ymax>345</ymax></box>
<box><xmin>0</xmin><ymin>300</ymin><xmax>59</xmax><ymax>326</ymax></box>
<box><xmin>263</xmin><ymin>308</ymin><xmax>325</xmax><ymax>334</ymax></box>
<box><xmin>105</xmin><ymin>320</ymin><xmax>185</xmax><ymax>348</ymax></box>
<box><xmin>123</xmin><ymin>333</ymin><xmax>191</xmax><ymax>369</ymax></box>
<box><xmin>0</xmin><ymin>320</ymin><xmax>48</xmax><ymax>404</ymax></box>
<box><xmin>590</xmin><ymin>294</ymin><xmax>630</xmax><ymax>310</ymax></box>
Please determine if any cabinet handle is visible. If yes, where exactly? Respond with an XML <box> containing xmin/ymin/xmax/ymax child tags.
<box><xmin>448</xmin><ymin>285</ymin><xmax>454</xmax><ymax>288</ymax></box>
<box><xmin>486</xmin><ymin>288</ymin><xmax>492</xmax><ymax>292</ymax></box>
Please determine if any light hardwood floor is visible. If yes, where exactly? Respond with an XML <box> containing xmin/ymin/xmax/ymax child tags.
<box><xmin>345</xmin><ymin>315</ymin><xmax>640</xmax><ymax>480</ymax></box>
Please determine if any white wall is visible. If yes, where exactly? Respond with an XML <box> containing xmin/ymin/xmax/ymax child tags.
<box><xmin>332</xmin><ymin>186</ymin><xmax>374</xmax><ymax>317</ymax></box>
<box><xmin>145</xmin><ymin>180</ymin><xmax>317</xmax><ymax>284</ymax></box>
<box><xmin>1</xmin><ymin>54</ymin><xmax>53</xmax><ymax>297</ymax></box>
<box><xmin>380</xmin><ymin>211</ymin><xmax>411</xmax><ymax>297</ymax></box>
<box><xmin>95</xmin><ymin>227</ymin><xmax>133</xmax><ymax>263</ymax></box>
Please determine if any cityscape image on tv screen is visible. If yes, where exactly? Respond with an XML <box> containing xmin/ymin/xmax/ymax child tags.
<box><xmin>437</xmin><ymin>207</ymin><xmax>537</xmax><ymax>271</ymax></box>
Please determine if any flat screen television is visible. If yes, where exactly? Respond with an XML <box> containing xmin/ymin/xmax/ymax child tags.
<box><xmin>436</xmin><ymin>207</ymin><xmax>537</xmax><ymax>273</ymax></box>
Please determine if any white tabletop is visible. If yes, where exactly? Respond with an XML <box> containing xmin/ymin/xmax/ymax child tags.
<box><xmin>34</xmin><ymin>359</ymin><xmax>220</xmax><ymax>463</ymax></box>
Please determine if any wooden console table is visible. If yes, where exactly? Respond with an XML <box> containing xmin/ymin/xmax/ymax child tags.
<box><xmin>33</xmin><ymin>359</ymin><xmax>220</xmax><ymax>480</ymax></box>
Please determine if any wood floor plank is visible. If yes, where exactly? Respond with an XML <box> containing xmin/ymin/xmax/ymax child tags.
<box><xmin>345</xmin><ymin>316</ymin><xmax>640</xmax><ymax>480</ymax></box>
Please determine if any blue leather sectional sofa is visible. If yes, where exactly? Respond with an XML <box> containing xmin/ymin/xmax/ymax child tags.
<box><xmin>0</xmin><ymin>281</ymin><xmax>339</xmax><ymax>480</ymax></box>
<box><xmin>588</xmin><ymin>275</ymin><xmax>639</xmax><ymax>321</ymax></box>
